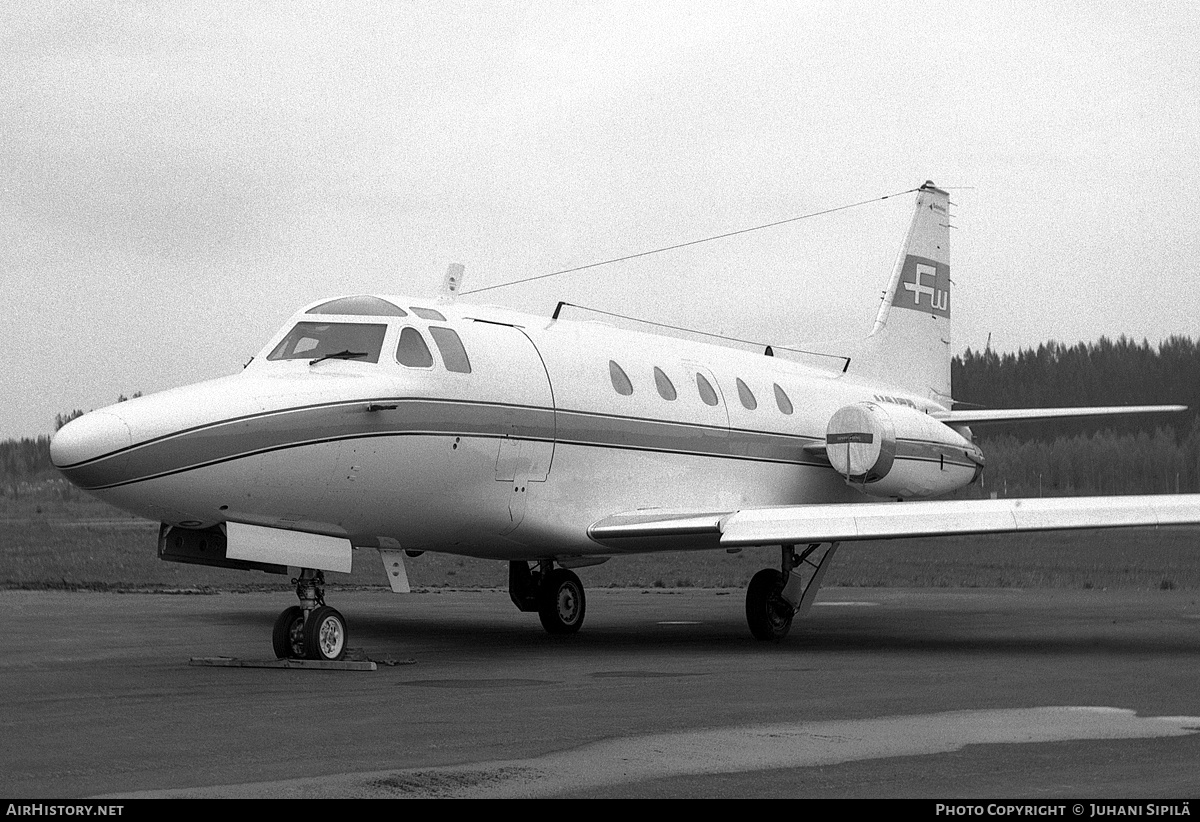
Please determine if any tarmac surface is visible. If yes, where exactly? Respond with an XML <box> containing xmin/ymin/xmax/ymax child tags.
<box><xmin>3</xmin><ymin>586</ymin><xmax>1200</xmax><ymax>798</ymax></box>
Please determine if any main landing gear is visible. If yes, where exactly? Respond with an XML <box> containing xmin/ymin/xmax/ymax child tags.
<box><xmin>506</xmin><ymin>546</ymin><xmax>840</xmax><ymax>641</ymax></box>
<box><xmin>745</xmin><ymin>542</ymin><xmax>840</xmax><ymax>641</ymax></box>
<box><xmin>272</xmin><ymin>568</ymin><xmax>348</xmax><ymax>661</ymax></box>
<box><xmin>508</xmin><ymin>561</ymin><xmax>586</xmax><ymax>635</ymax></box>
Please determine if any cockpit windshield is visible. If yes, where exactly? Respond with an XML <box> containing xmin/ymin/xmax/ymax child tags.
<box><xmin>267</xmin><ymin>322</ymin><xmax>387</xmax><ymax>364</ymax></box>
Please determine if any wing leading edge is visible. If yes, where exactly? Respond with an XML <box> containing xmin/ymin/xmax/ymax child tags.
<box><xmin>588</xmin><ymin>495</ymin><xmax>1200</xmax><ymax>552</ymax></box>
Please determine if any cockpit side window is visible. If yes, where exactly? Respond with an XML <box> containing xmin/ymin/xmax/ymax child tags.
<box><xmin>267</xmin><ymin>322</ymin><xmax>387</xmax><ymax>363</ymax></box>
<box><xmin>429</xmin><ymin>327</ymin><xmax>471</xmax><ymax>373</ymax></box>
<box><xmin>396</xmin><ymin>327</ymin><xmax>434</xmax><ymax>368</ymax></box>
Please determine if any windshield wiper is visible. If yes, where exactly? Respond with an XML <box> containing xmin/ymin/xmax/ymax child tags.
<box><xmin>309</xmin><ymin>350</ymin><xmax>369</xmax><ymax>366</ymax></box>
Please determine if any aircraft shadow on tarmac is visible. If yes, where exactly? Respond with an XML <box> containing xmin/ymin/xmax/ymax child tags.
<box><xmin>197</xmin><ymin>594</ymin><xmax>1200</xmax><ymax>659</ymax></box>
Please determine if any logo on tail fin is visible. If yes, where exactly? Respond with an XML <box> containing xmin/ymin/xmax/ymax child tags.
<box><xmin>895</xmin><ymin>254</ymin><xmax>950</xmax><ymax>318</ymax></box>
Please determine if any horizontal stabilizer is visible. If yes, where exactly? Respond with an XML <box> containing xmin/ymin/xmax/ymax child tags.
<box><xmin>590</xmin><ymin>495</ymin><xmax>1200</xmax><ymax>551</ymax></box>
<box><xmin>934</xmin><ymin>405</ymin><xmax>1187</xmax><ymax>425</ymax></box>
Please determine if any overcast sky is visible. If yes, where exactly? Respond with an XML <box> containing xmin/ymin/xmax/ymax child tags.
<box><xmin>3</xmin><ymin>1</ymin><xmax>1198</xmax><ymax>439</ymax></box>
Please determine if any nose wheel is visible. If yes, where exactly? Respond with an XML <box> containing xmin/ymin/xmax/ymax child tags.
<box><xmin>272</xmin><ymin>606</ymin><xmax>306</xmax><ymax>659</ymax></box>
<box><xmin>273</xmin><ymin>570</ymin><xmax>349</xmax><ymax>661</ymax></box>
<box><xmin>303</xmin><ymin>606</ymin><xmax>347</xmax><ymax>661</ymax></box>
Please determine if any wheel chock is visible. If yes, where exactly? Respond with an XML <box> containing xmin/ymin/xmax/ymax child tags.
<box><xmin>189</xmin><ymin>656</ymin><xmax>378</xmax><ymax>671</ymax></box>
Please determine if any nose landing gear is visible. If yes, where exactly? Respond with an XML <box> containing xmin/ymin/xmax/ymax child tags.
<box><xmin>271</xmin><ymin>606</ymin><xmax>306</xmax><ymax>659</ymax></box>
<box><xmin>272</xmin><ymin>569</ymin><xmax>348</xmax><ymax>661</ymax></box>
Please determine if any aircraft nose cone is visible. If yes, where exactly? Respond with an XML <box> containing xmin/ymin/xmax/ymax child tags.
<box><xmin>51</xmin><ymin>411</ymin><xmax>133</xmax><ymax>469</ymax></box>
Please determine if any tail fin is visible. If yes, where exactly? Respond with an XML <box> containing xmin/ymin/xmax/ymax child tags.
<box><xmin>849</xmin><ymin>181</ymin><xmax>952</xmax><ymax>403</ymax></box>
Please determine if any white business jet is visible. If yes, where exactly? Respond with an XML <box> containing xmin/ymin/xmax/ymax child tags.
<box><xmin>50</xmin><ymin>182</ymin><xmax>1200</xmax><ymax>661</ymax></box>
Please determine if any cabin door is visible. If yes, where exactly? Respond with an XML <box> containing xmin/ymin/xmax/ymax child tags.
<box><xmin>464</xmin><ymin>321</ymin><xmax>555</xmax><ymax>535</ymax></box>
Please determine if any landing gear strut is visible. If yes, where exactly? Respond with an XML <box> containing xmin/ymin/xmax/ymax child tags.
<box><xmin>509</xmin><ymin>561</ymin><xmax>587</xmax><ymax>635</ymax></box>
<box><xmin>272</xmin><ymin>568</ymin><xmax>348</xmax><ymax>660</ymax></box>
<box><xmin>745</xmin><ymin>542</ymin><xmax>840</xmax><ymax>641</ymax></box>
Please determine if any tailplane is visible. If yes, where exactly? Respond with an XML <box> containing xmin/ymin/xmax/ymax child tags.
<box><xmin>849</xmin><ymin>181</ymin><xmax>952</xmax><ymax>402</ymax></box>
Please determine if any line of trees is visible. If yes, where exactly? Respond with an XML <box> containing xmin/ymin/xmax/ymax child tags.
<box><xmin>956</xmin><ymin>336</ymin><xmax>1200</xmax><ymax>496</ymax></box>
<box><xmin>2</xmin><ymin>394</ymin><xmax>140</xmax><ymax>499</ymax></box>
<box><xmin>980</xmin><ymin>426</ymin><xmax>1200</xmax><ymax>497</ymax></box>
<box><xmin>1</xmin><ymin>436</ymin><xmax>55</xmax><ymax>499</ymax></box>
<box><xmin>953</xmin><ymin>336</ymin><xmax>1200</xmax><ymax>438</ymax></box>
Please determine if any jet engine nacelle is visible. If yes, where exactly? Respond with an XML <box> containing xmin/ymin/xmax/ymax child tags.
<box><xmin>826</xmin><ymin>401</ymin><xmax>984</xmax><ymax>499</ymax></box>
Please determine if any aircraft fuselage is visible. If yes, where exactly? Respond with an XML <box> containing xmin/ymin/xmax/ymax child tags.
<box><xmin>51</xmin><ymin>298</ymin><xmax>976</xmax><ymax>561</ymax></box>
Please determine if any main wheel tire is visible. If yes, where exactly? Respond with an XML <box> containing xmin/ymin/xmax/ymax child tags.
<box><xmin>272</xmin><ymin>605</ymin><xmax>306</xmax><ymax>659</ymax></box>
<box><xmin>538</xmin><ymin>568</ymin><xmax>586</xmax><ymax>635</ymax></box>
<box><xmin>303</xmin><ymin>606</ymin><xmax>348</xmax><ymax>661</ymax></box>
<box><xmin>745</xmin><ymin>568</ymin><xmax>794</xmax><ymax>641</ymax></box>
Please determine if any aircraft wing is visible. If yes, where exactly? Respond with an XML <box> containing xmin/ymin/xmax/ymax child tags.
<box><xmin>932</xmin><ymin>405</ymin><xmax>1187</xmax><ymax>425</ymax></box>
<box><xmin>588</xmin><ymin>495</ymin><xmax>1200</xmax><ymax>552</ymax></box>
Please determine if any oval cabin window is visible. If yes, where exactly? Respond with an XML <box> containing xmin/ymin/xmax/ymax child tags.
<box><xmin>609</xmin><ymin>360</ymin><xmax>633</xmax><ymax>396</ymax></box>
<box><xmin>696</xmin><ymin>373</ymin><xmax>719</xmax><ymax>406</ymax></box>
<box><xmin>736</xmin><ymin>378</ymin><xmax>757</xmax><ymax>410</ymax></box>
<box><xmin>774</xmin><ymin>383</ymin><xmax>794</xmax><ymax>415</ymax></box>
<box><xmin>654</xmin><ymin>367</ymin><xmax>677</xmax><ymax>401</ymax></box>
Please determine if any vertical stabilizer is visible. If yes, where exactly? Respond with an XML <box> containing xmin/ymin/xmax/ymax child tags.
<box><xmin>851</xmin><ymin>181</ymin><xmax>951</xmax><ymax>402</ymax></box>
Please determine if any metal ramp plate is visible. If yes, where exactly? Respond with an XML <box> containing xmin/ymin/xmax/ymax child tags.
<box><xmin>189</xmin><ymin>656</ymin><xmax>379</xmax><ymax>671</ymax></box>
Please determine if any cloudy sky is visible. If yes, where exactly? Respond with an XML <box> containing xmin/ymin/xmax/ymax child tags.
<box><xmin>3</xmin><ymin>2</ymin><xmax>1198</xmax><ymax>439</ymax></box>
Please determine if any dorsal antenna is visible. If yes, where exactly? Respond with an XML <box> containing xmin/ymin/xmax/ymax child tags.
<box><xmin>439</xmin><ymin>263</ymin><xmax>465</xmax><ymax>302</ymax></box>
